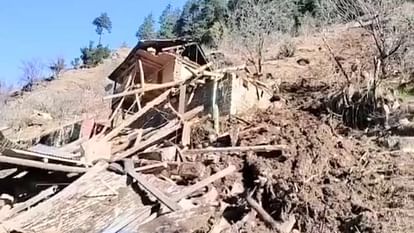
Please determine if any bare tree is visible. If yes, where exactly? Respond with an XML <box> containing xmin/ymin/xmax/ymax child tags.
<box><xmin>20</xmin><ymin>59</ymin><xmax>44</xmax><ymax>91</ymax></box>
<box><xmin>49</xmin><ymin>57</ymin><xmax>66</xmax><ymax>79</ymax></box>
<box><xmin>228</xmin><ymin>0</ymin><xmax>296</xmax><ymax>74</ymax></box>
<box><xmin>324</xmin><ymin>0</ymin><xmax>414</xmax><ymax>77</ymax></box>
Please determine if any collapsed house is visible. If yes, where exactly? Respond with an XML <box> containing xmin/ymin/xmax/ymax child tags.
<box><xmin>0</xmin><ymin>39</ymin><xmax>278</xmax><ymax>233</ymax></box>
<box><xmin>107</xmin><ymin>39</ymin><xmax>272</xmax><ymax>127</ymax></box>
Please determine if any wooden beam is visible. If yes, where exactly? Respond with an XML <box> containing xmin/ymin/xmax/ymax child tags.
<box><xmin>182</xmin><ymin>145</ymin><xmax>288</xmax><ymax>155</ymax></box>
<box><xmin>136</xmin><ymin>206</ymin><xmax>215</xmax><ymax>233</ymax></box>
<box><xmin>0</xmin><ymin>186</ymin><xmax>58</xmax><ymax>221</ymax></box>
<box><xmin>138</xmin><ymin>59</ymin><xmax>145</xmax><ymax>89</ymax></box>
<box><xmin>60</xmin><ymin>137</ymin><xmax>88</xmax><ymax>153</ymax></box>
<box><xmin>161</xmin><ymin>42</ymin><xmax>197</xmax><ymax>52</ymax></box>
<box><xmin>124</xmin><ymin>159</ymin><xmax>181</xmax><ymax>211</ymax></box>
<box><xmin>103</xmin><ymin>82</ymin><xmax>180</xmax><ymax>100</ymax></box>
<box><xmin>172</xmin><ymin>165</ymin><xmax>236</xmax><ymax>202</ymax></box>
<box><xmin>113</xmin><ymin>120</ymin><xmax>181</xmax><ymax>161</ymax></box>
<box><xmin>178</xmin><ymin>85</ymin><xmax>187</xmax><ymax>114</ymax></box>
<box><xmin>181</xmin><ymin>122</ymin><xmax>192</xmax><ymax>147</ymax></box>
<box><xmin>4</xmin><ymin>148</ymin><xmax>81</xmax><ymax>165</ymax></box>
<box><xmin>182</xmin><ymin>106</ymin><xmax>204</xmax><ymax>121</ymax></box>
<box><xmin>0</xmin><ymin>154</ymin><xmax>87</xmax><ymax>173</ymax></box>
<box><xmin>103</xmin><ymin>90</ymin><xmax>171</xmax><ymax>141</ymax></box>
<box><xmin>101</xmin><ymin>207</ymin><xmax>152</xmax><ymax>233</ymax></box>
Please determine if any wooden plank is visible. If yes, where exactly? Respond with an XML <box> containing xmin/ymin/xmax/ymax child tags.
<box><xmin>104</xmin><ymin>90</ymin><xmax>171</xmax><ymax>141</ymax></box>
<box><xmin>182</xmin><ymin>106</ymin><xmax>204</xmax><ymax>121</ymax></box>
<box><xmin>113</xmin><ymin>120</ymin><xmax>181</xmax><ymax>161</ymax></box>
<box><xmin>59</xmin><ymin>137</ymin><xmax>88</xmax><ymax>153</ymax></box>
<box><xmin>182</xmin><ymin>145</ymin><xmax>288</xmax><ymax>155</ymax></box>
<box><xmin>172</xmin><ymin>165</ymin><xmax>236</xmax><ymax>202</ymax></box>
<box><xmin>178</xmin><ymin>84</ymin><xmax>187</xmax><ymax>114</ymax></box>
<box><xmin>181</xmin><ymin>122</ymin><xmax>192</xmax><ymax>147</ymax></box>
<box><xmin>103</xmin><ymin>82</ymin><xmax>180</xmax><ymax>100</ymax></box>
<box><xmin>0</xmin><ymin>186</ymin><xmax>58</xmax><ymax>221</ymax></box>
<box><xmin>161</xmin><ymin>42</ymin><xmax>197</xmax><ymax>52</ymax></box>
<box><xmin>2</xmin><ymin>162</ymin><xmax>182</xmax><ymax>233</ymax></box>
<box><xmin>133</xmin><ymin>206</ymin><xmax>215</xmax><ymax>233</ymax></box>
<box><xmin>101</xmin><ymin>206</ymin><xmax>152</xmax><ymax>233</ymax></box>
<box><xmin>124</xmin><ymin>159</ymin><xmax>181</xmax><ymax>211</ymax></box>
<box><xmin>0</xmin><ymin>154</ymin><xmax>86</xmax><ymax>173</ymax></box>
<box><xmin>29</xmin><ymin>144</ymin><xmax>79</xmax><ymax>160</ymax></box>
<box><xmin>138</xmin><ymin>59</ymin><xmax>145</xmax><ymax>90</ymax></box>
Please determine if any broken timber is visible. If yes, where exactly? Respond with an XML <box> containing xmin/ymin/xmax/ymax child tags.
<box><xmin>103</xmin><ymin>82</ymin><xmax>179</xmax><ymax>100</ymax></box>
<box><xmin>124</xmin><ymin>159</ymin><xmax>181</xmax><ymax>211</ymax></box>
<box><xmin>182</xmin><ymin>145</ymin><xmax>287</xmax><ymax>155</ymax></box>
<box><xmin>2</xmin><ymin>161</ymin><xmax>182</xmax><ymax>233</ymax></box>
<box><xmin>0</xmin><ymin>154</ymin><xmax>86</xmax><ymax>173</ymax></box>
<box><xmin>104</xmin><ymin>89</ymin><xmax>171</xmax><ymax>141</ymax></box>
<box><xmin>0</xmin><ymin>185</ymin><xmax>58</xmax><ymax>221</ymax></box>
<box><xmin>113</xmin><ymin>120</ymin><xmax>181</xmax><ymax>161</ymax></box>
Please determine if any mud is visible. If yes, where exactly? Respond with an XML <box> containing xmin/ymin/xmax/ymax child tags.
<box><xmin>192</xmin><ymin>80</ymin><xmax>412</xmax><ymax>233</ymax></box>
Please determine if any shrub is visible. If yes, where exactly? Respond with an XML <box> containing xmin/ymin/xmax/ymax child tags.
<box><xmin>80</xmin><ymin>41</ymin><xmax>111</xmax><ymax>67</ymax></box>
<box><xmin>278</xmin><ymin>39</ymin><xmax>297</xmax><ymax>58</ymax></box>
<box><xmin>49</xmin><ymin>57</ymin><xmax>65</xmax><ymax>79</ymax></box>
<box><xmin>20</xmin><ymin>59</ymin><xmax>45</xmax><ymax>92</ymax></box>
<box><xmin>71</xmin><ymin>58</ymin><xmax>81</xmax><ymax>69</ymax></box>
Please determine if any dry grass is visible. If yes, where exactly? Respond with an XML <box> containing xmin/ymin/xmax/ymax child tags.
<box><xmin>0</xmin><ymin>48</ymin><xmax>130</xmax><ymax>141</ymax></box>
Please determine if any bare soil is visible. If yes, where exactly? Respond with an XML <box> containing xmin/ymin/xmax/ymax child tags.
<box><xmin>192</xmin><ymin>27</ymin><xmax>413</xmax><ymax>233</ymax></box>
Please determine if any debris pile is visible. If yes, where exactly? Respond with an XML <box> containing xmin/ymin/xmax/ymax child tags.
<box><xmin>0</xmin><ymin>38</ymin><xmax>412</xmax><ymax>233</ymax></box>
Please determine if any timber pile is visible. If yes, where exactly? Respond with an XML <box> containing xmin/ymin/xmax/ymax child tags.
<box><xmin>0</xmin><ymin>43</ymin><xmax>287</xmax><ymax>233</ymax></box>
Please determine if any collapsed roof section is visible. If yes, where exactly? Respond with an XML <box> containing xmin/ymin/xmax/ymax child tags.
<box><xmin>108</xmin><ymin>39</ymin><xmax>209</xmax><ymax>85</ymax></box>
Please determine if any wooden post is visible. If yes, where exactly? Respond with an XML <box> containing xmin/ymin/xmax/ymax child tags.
<box><xmin>179</xmin><ymin>85</ymin><xmax>187</xmax><ymax>114</ymax></box>
<box><xmin>181</xmin><ymin>122</ymin><xmax>192</xmax><ymax>148</ymax></box>
<box><xmin>138</xmin><ymin>59</ymin><xmax>145</xmax><ymax>90</ymax></box>
<box><xmin>212</xmin><ymin>79</ymin><xmax>220</xmax><ymax>134</ymax></box>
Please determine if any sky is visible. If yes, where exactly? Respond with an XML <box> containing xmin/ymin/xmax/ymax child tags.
<box><xmin>0</xmin><ymin>0</ymin><xmax>187</xmax><ymax>87</ymax></box>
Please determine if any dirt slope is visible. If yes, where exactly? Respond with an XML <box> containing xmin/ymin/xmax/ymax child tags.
<box><xmin>0</xmin><ymin>48</ymin><xmax>130</xmax><ymax>141</ymax></box>
<box><xmin>191</xmin><ymin>27</ymin><xmax>413</xmax><ymax>233</ymax></box>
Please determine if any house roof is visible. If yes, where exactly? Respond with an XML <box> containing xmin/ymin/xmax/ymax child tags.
<box><xmin>108</xmin><ymin>39</ymin><xmax>209</xmax><ymax>83</ymax></box>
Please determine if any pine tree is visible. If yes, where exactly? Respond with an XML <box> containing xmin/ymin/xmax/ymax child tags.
<box><xmin>136</xmin><ymin>13</ymin><xmax>157</xmax><ymax>40</ymax></box>
<box><xmin>158</xmin><ymin>4</ymin><xmax>181</xmax><ymax>39</ymax></box>
<box><xmin>93</xmin><ymin>13</ymin><xmax>112</xmax><ymax>45</ymax></box>
<box><xmin>176</xmin><ymin>0</ymin><xmax>228</xmax><ymax>45</ymax></box>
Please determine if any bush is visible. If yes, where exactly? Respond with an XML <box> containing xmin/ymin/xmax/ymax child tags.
<box><xmin>80</xmin><ymin>41</ymin><xmax>111</xmax><ymax>67</ymax></box>
<box><xmin>20</xmin><ymin>59</ymin><xmax>45</xmax><ymax>92</ymax></box>
<box><xmin>71</xmin><ymin>58</ymin><xmax>81</xmax><ymax>69</ymax></box>
<box><xmin>278</xmin><ymin>39</ymin><xmax>297</xmax><ymax>58</ymax></box>
<box><xmin>49</xmin><ymin>57</ymin><xmax>65</xmax><ymax>79</ymax></box>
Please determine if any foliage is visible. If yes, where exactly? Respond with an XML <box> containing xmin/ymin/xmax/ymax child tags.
<box><xmin>80</xmin><ymin>41</ymin><xmax>111</xmax><ymax>67</ymax></box>
<box><xmin>71</xmin><ymin>58</ymin><xmax>81</xmax><ymax>69</ymax></box>
<box><xmin>228</xmin><ymin>0</ymin><xmax>297</xmax><ymax>73</ymax></box>
<box><xmin>176</xmin><ymin>0</ymin><xmax>228</xmax><ymax>46</ymax></box>
<box><xmin>326</xmin><ymin>0</ymin><xmax>414</xmax><ymax>77</ymax></box>
<box><xmin>158</xmin><ymin>4</ymin><xmax>181</xmax><ymax>39</ymax></box>
<box><xmin>49</xmin><ymin>57</ymin><xmax>65</xmax><ymax>79</ymax></box>
<box><xmin>136</xmin><ymin>14</ymin><xmax>157</xmax><ymax>40</ymax></box>
<box><xmin>93</xmin><ymin>13</ymin><xmax>112</xmax><ymax>45</ymax></box>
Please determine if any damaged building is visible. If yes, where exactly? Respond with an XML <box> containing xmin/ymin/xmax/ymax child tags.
<box><xmin>0</xmin><ymin>38</ymin><xmax>275</xmax><ymax>233</ymax></box>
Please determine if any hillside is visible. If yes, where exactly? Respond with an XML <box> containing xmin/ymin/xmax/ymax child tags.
<box><xmin>0</xmin><ymin>24</ymin><xmax>414</xmax><ymax>232</ymax></box>
<box><xmin>0</xmin><ymin>48</ymin><xmax>130</xmax><ymax>141</ymax></box>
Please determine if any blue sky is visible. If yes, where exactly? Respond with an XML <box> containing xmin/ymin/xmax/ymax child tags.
<box><xmin>0</xmin><ymin>0</ymin><xmax>187</xmax><ymax>87</ymax></box>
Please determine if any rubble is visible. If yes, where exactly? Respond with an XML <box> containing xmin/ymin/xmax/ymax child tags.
<box><xmin>0</xmin><ymin>38</ymin><xmax>412</xmax><ymax>233</ymax></box>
